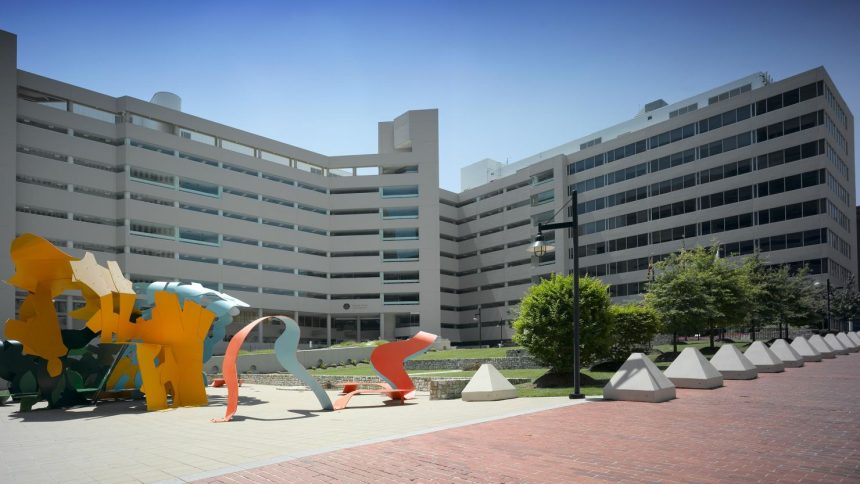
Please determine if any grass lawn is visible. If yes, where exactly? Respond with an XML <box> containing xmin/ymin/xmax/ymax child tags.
<box><xmin>252</xmin><ymin>342</ymin><xmax>751</xmax><ymax>398</ymax></box>
<box><xmin>238</xmin><ymin>349</ymin><xmax>274</xmax><ymax>355</ymax></box>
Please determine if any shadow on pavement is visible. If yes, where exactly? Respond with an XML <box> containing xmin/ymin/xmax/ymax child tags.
<box><xmin>228</xmin><ymin>409</ymin><xmax>325</xmax><ymax>422</ymax></box>
<box><xmin>6</xmin><ymin>394</ymin><xmax>268</xmax><ymax>422</ymax></box>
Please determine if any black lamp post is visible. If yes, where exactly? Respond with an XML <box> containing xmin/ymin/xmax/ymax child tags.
<box><xmin>815</xmin><ymin>278</ymin><xmax>835</xmax><ymax>332</ymax></box>
<box><xmin>473</xmin><ymin>306</ymin><xmax>483</xmax><ymax>348</ymax></box>
<box><xmin>527</xmin><ymin>189</ymin><xmax>584</xmax><ymax>400</ymax></box>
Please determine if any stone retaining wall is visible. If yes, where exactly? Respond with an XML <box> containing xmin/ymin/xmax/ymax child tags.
<box><xmin>216</xmin><ymin>373</ymin><xmax>529</xmax><ymax>398</ymax></box>
<box><xmin>430</xmin><ymin>379</ymin><xmax>470</xmax><ymax>400</ymax></box>
<box><xmin>404</xmin><ymin>356</ymin><xmax>542</xmax><ymax>371</ymax></box>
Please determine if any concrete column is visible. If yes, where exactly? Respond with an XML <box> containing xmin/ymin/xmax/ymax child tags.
<box><xmin>379</xmin><ymin>313</ymin><xmax>385</xmax><ymax>341</ymax></box>
<box><xmin>0</xmin><ymin>31</ymin><xmax>18</xmax><ymax>335</ymax></box>
<box><xmin>357</xmin><ymin>317</ymin><xmax>362</xmax><ymax>342</ymax></box>
<box><xmin>326</xmin><ymin>314</ymin><xmax>332</xmax><ymax>346</ymax></box>
<box><xmin>257</xmin><ymin>308</ymin><xmax>264</xmax><ymax>343</ymax></box>
<box><xmin>66</xmin><ymin>295</ymin><xmax>73</xmax><ymax>329</ymax></box>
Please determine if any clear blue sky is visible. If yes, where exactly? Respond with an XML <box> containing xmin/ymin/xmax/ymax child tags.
<box><xmin>2</xmin><ymin>0</ymin><xmax>859</xmax><ymax>193</ymax></box>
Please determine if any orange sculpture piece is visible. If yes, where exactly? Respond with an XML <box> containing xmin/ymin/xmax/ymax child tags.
<box><xmin>210</xmin><ymin>316</ymin><xmax>260</xmax><ymax>422</ymax></box>
<box><xmin>211</xmin><ymin>315</ymin><xmax>332</xmax><ymax>423</ymax></box>
<box><xmin>333</xmin><ymin>331</ymin><xmax>437</xmax><ymax>410</ymax></box>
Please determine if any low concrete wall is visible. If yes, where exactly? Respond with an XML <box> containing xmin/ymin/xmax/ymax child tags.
<box><xmin>206</xmin><ymin>346</ymin><xmax>375</xmax><ymax>374</ymax></box>
<box><xmin>430</xmin><ymin>379</ymin><xmax>471</xmax><ymax>400</ymax></box>
<box><xmin>405</xmin><ymin>356</ymin><xmax>542</xmax><ymax>371</ymax></box>
<box><xmin>210</xmin><ymin>338</ymin><xmax>453</xmax><ymax>357</ymax></box>
<box><xmin>214</xmin><ymin>373</ymin><xmax>529</xmax><ymax>396</ymax></box>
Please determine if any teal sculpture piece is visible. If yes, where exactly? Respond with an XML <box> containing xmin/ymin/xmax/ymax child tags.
<box><xmin>273</xmin><ymin>316</ymin><xmax>333</xmax><ymax>411</ymax></box>
<box><xmin>138</xmin><ymin>282</ymin><xmax>249</xmax><ymax>362</ymax></box>
<box><xmin>212</xmin><ymin>315</ymin><xmax>332</xmax><ymax>422</ymax></box>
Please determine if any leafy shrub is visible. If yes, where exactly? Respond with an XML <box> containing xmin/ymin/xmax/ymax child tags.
<box><xmin>513</xmin><ymin>274</ymin><xmax>612</xmax><ymax>373</ymax></box>
<box><xmin>608</xmin><ymin>304</ymin><xmax>662</xmax><ymax>361</ymax></box>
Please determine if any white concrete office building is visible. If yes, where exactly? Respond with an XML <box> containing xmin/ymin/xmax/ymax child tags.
<box><xmin>0</xmin><ymin>30</ymin><xmax>855</xmax><ymax>346</ymax></box>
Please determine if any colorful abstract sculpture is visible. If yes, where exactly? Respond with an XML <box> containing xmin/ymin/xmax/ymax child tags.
<box><xmin>333</xmin><ymin>331</ymin><xmax>437</xmax><ymax>410</ymax></box>
<box><xmin>139</xmin><ymin>282</ymin><xmax>248</xmax><ymax>363</ymax></box>
<box><xmin>1</xmin><ymin>234</ymin><xmax>225</xmax><ymax>412</ymax></box>
<box><xmin>212</xmin><ymin>315</ymin><xmax>333</xmax><ymax>422</ymax></box>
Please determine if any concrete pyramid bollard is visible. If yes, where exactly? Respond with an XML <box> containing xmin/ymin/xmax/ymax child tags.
<box><xmin>709</xmin><ymin>344</ymin><xmax>758</xmax><ymax>379</ymax></box>
<box><xmin>663</xmin><ymin>347</ymin><xmax>723</xmax><ymax>389</ymax></box>
<box><xmin>461</xmin><ymin>364</ymin><xmax>518</xmax><ymax>401</ymax></box>
<box><xmin>743</xmin><ymin>341</ymin><xmax>785</xmax><ymax>373</ymax></box>
<box><xmin>769</xmin><ymin>339</ymin><xmax>804</xmax><ymax>368</ymax></box>
<box><xmin>792</xmin><ymin>336</ymin><xmax>823</xmax><ymax>362</ymax></box>
<box><xmin>807</xmin><ymin>334</ymin><xmax>836</xmax><ymax>358</ymax></box>
<box><xmin>603</xmin><ymin>353</ymin><xmax>676</xmax><ymax>403</ymax></box>
<box><xmin>836</xmin><ymin>332</ymin><xmax>859</xmax><ymax>353</ymax></box>
<box><xmin>848</xmin><ymin>332</ymin><xmax>860</xmax><ymax>346</ymax></box>
<box><xmin>823</xmin><ymin>333</ymin><xmax>849</xmax><ymax>355</ymax></box>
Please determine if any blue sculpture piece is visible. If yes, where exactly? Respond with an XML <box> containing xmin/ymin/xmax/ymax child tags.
<box><xmin>273</xmin><ymin>316</ymin><xmax>333</xmax><ymax>410</ymax></box>
<box><xmin>138</xmin><ymin>282</ymin><xmax>249</xmax><ymax>362</ymax></box>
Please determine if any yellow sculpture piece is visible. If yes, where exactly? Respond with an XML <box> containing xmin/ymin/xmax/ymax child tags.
<box><xmin>4</xmin><ymin>233</ymin><xmax>215</xmax><ymax>411</ymax></box>
<box><xmin>5</xmin><ymin>234</ymin><xmax>78</xmax><ymax>377</ymax></box>
<box><xmin>122</xmin><ymin>291</ymin><xmax>214</xmax><ymax>410</ymax></box>
<box><xmin>69</xmin><ymin>253</ymin><xmax>136</xmax><ymax>341</ymax></box>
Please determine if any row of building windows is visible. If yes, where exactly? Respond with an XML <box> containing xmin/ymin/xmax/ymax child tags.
<box><xmin>19</xmin><ymin>87</ymin><xmax>422</xmax><ymax>180</ymax></box>
<box><xmin>572</xmin><ymin>108</ymin><xmax>829</xmax><ymax>196</ymax></box>
<box><xmin>707</xmin><ymin>83</ymin><xmax>752</xmax><ymax>106</ymax></box>
<box><xmin>575</xmin><ymin>198</ymin><xmax>830</xmax><ymax>258</ymax></box>
<box><xmin>607</xmin><ymin>256</ymin><xmax>830</xmax><ymax>298</ymax></box>
<box><xmin>570</xmin><ymin>111</ymin><xmax>823</xmax><ymax>198</ymax></box>
<box><xmin>441</xmin><ymin>209</ymin><xmax>555</xmax><ymax>251</ymax></box>
<box><xmin>826</xmin><ymin>200</ymin><xmax>851</xmax><ymax>232</ymax></box>
<box><xmin>17</xmin><ymin>114</ymin><xmax>337</xmax><ymax>196</ymax></box>
<box><xmin>826</xmin><ymin>144</ymin><xmax>850</xmax><ymax>180</ymax></box>
<box><xmin>18</xmin><ymin>113</ymin><xmax>414</xmax><ymax>200</ymax></box>
<box><xmin>578</xmin><ymin>169</ymin><xmax>829</xmax><ymax>236</ymax></box>
<box><xmin>14</xmin><ymin>201</ymin><xmax>422</xmax><ymax>263</ymax></box>
<box><xmin>441</xmin><ymin>299</ymin><xmax>523</xmax><ymax>314</ymax></box>
<box><xmin>826</xmin><ymin>172</ymin><xmax>850</xmax><ymax>206</ymax></box>
<box><xmin>129</xmin><ymin>165</ymin><xmax>416</xmax><ymax>218</ymax></box>
<box><xmin>568</xmin><ymin>81</ymin><xmax>824</xmax><ymax>177</ymax></box>
<box><xmin>576</xmin><ymin>139</ymin><xmax>826</xmax><ymax>216</ymax></box>
<box><xmin>829</xmin><ymin>230</ymin><xmax>852</xmax><ymax>259</ymax></box>
<box><xmin>16</xmin><ymin>145</ymin><xmax>123</xmax><ymax>173</ymax></box>
<box><xmin>825</xmin><ymin>113</ymin><xmax>849</xmax><ymax>155</ymax></box>
<box><xmin>825</xmin><ymin>85</ymin><xmax>849</xmax><ymax>130</ymax></box>
<box><xmin>579</xmin><ymin>228</ymin><xmax>832</xmax><ymax>277</ymax></box>
<box><xmin>127</xmin><ymin>273</ymin><xmax>421</xmax><ymax>304</ymax></box>
<box><xmin>442</xmin><ymin>171</ymin><xmax>554</xmax><ymax>210</ymax></box>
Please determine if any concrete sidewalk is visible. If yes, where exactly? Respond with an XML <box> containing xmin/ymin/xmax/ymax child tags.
<box><xmin>0</xmin><ymin>384</ymin><xmax>580</xmax><ymax>483</ymax></box>
<box><xmin>202</xmin><ymin>352</ymin><xmax>860</xmax><ymax>483</ymax></box>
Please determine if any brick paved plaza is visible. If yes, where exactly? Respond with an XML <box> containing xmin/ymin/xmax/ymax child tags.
<box><xmin>203</xmin><ymin>353</ymin><xmax>860</xmax><ymax>483</ymax></box>
<box><xmin>3</xmin><ymin>350</ymin><xmax>860</xmax><ymax>483</ymax></box>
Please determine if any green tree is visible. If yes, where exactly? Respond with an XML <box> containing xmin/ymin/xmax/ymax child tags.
<box><xmin>741</xmin><ymin>255</ymin><xmax>820</xmax><ymax>339</ymax></box>
<box><xmin>607</xmin><ymin>304</ymin><xmax>663</xmax><ymax>361</ymax></box>
<box><xmin>513</xmin><ymin>274</ymin><xmax>612</xmax><ymax>373</ymax></box>
<box><xmin>741</xmin><ymin>254</ymin><xmax>782</xmax><ymax>340</ymax></box>
<box><xmin>825</xmin><ymin>275</ymin><xmax>860</xmax><ymax>332</ymax></box>
<box><xmin>645</xmin><ymin>245</ymin><xmax>749</xmax><ymax>350</ymax></box>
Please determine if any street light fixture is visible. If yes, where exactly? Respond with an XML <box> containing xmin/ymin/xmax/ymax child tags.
<box><xmin>472</xmin><ymin>306</ymin><xmax>483</xmax><ymax>348</ymax></box>
<box><xmin>527</xmin><ymin>189</ymin><xmax>584</xmax><ymax>400</ymax></box>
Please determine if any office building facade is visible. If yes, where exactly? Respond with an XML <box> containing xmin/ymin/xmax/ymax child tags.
<box><xmin>0</xmin><ymin>30</ymin><xmax>855</xmax><ymax>346</ymax></box>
